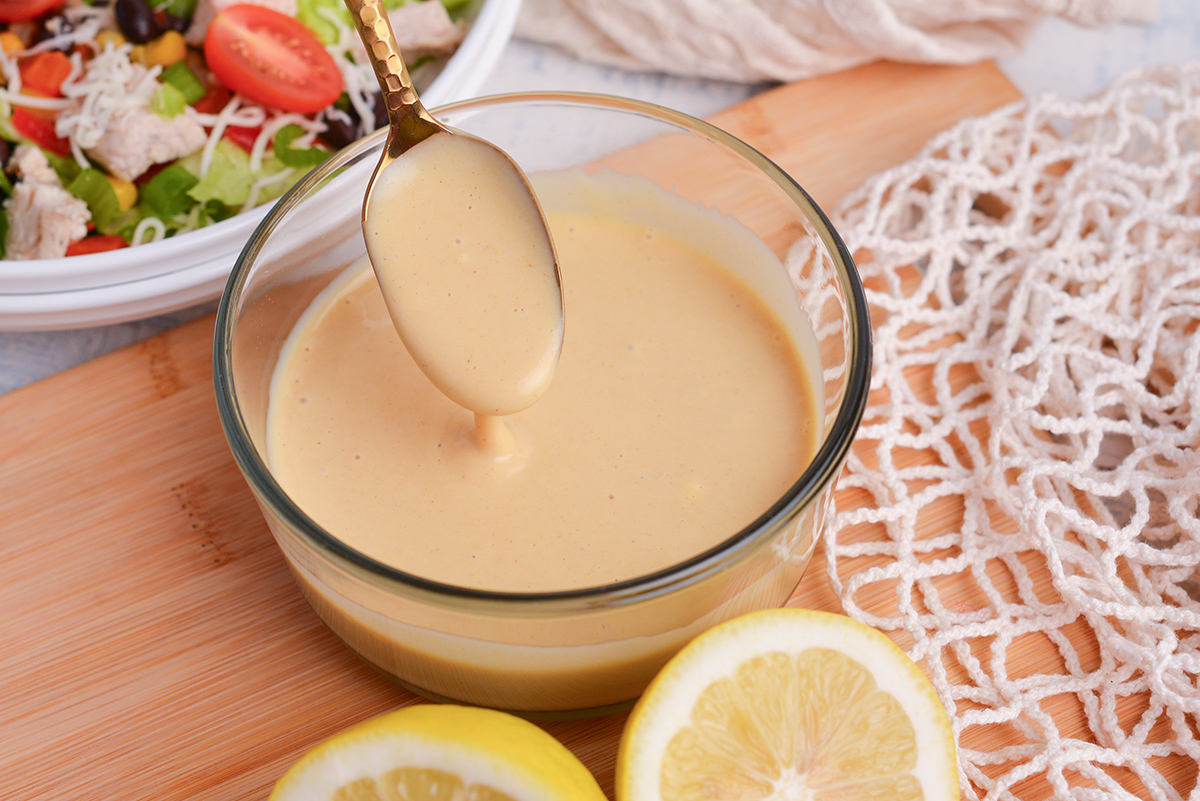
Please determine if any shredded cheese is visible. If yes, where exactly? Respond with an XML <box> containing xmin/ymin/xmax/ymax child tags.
<box><xmin>0</xmin><ymin>90</ymin><xmax>71</xmax><ymax>112</ymax></box>
<box><xmin>177</xmin><ymin>203</ymin><xmax>204</xmax><ymax>235</ymax></box>
<box><xmin>319</xmin><ymin>6</ymin><xmax>381</xmax><ymax>138</ymax></box>
<box><xmin>56</xmin><ymin>44</ymin><xmax>162</xmax><ymax>168</ymax></box>
<box><xmin>132</xmin><ymin>216</ymin><xmax>167</xmax><ymax>245</ymax></box>
<box><xmin>248</xmin><ymin>113</ymin><xmax>321</xmax><ymax>173</ymax></box>
<box><xmin>242</xmin><ymin>167</ymin><xmax>295</xmax><ymax>212</ymax></box>
<box><xmin>0</xmin><ymin>47</ymin><xmax>20</xmax><ymax>96</ymax></box>
<box><xmin>190</xmin><ymin>95</ymin><xmax>267</xmax><ymax>178</ymax></box>
<box><xmin>27</xmin><ymin>5</ymin><xmax>111</xmax><ymax>55</ymax></box>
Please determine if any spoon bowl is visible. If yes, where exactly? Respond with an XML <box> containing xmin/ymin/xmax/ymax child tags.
<box><xmin>347</xmin><ymin>0</ymin><xmax>565</xmax><ymax>417</ymax></box>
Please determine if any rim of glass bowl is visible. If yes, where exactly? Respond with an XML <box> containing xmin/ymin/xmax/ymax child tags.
<box><xmin>214</xmin><ymin>91</ymin><xmax>872</xmax><ymax>615</ymax></box>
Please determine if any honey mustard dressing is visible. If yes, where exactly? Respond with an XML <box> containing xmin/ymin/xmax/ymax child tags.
<box><xmin>267</xmin><ymin>169</ymin><xmax>821</xmax><ymax>593</ymax></box>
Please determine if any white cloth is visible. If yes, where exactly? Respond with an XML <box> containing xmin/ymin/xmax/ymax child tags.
<box><xmin>516</xmin><ymin>0</ymin><xmax>1159</xmax><ymax>83</ymax></box>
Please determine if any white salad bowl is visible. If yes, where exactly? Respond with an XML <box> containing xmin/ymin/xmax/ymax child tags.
<box><xmin>0</xmin><ymin>0</ymin><xmax>520</xmax><ymax>331</ymax></box>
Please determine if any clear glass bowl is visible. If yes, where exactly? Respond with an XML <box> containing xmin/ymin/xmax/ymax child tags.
<box><xmin>213</xmin><ymin>93</ymin><xmax>871</xmax><ymax>717</ymax></box>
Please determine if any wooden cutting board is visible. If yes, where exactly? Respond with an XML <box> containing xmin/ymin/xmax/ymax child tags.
<box><xmin>1</xmin><ymin>61</ymin><xmax>1022</xmax><ymax>799</ymax></box>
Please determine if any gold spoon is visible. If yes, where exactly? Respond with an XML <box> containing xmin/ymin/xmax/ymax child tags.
<box><xmin>345</xmin><ymin>0</ymin><xmax>564</xmax><ymax>420</ymax></box>
<box><xmin>346</xmin><ymin>0</ymin><xmax>446</xmax><ymax>164</ymax></box>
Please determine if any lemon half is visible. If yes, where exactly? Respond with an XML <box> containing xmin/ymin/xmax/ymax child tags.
<box><xmin>270</xmin><ymin>704</ymin><xmax>606</xmax><ymax>801</ymax></box>
<box><xmin>616</xmin><ymin>608</ymin><xmax>959</xmax><ymax>801</ymax></box>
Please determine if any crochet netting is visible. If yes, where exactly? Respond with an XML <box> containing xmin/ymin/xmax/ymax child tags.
<box><xmin>824</xmin><ymin>62</ymin><xmax>1200</xmax><ymax>800</ymax></box>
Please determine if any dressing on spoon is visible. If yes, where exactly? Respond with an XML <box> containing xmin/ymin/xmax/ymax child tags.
<box><xmin>347</xmin><ymin>0</ymin><xmax>563</xmax><ymax>426</ymax></box>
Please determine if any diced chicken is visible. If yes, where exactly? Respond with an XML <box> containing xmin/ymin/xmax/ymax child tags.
<box><xmin>390</xmin><ymin>1</ymin><xmax>465</xmax><ymax>58</ymax></box>
<box><xmin>4</xmin><ymin>145</ymin><xmax>91</xmax><ymax>261</ymax></box>
<box><xmin>84</xmin><ymin>107</ymin><xmax>207</xmax><ymax>182</ymax></box>
<box><xmin>10</xmin><ymin>145</ymin><xmax>58</xmax><ymax>185</ymax></box>
<box><xmin>348</xmin><ymin>1</ymin><xmax>465</xmax><ymax>64</ymax></box>
<box><xmin>186</xmin><ymin>0</ymin><xmax>298</xmax><ymax>45</ymax></box>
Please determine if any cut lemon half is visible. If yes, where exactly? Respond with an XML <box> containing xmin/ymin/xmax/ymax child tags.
<box><xmin>270</xmin><ymin>704</ymin><xmax>606</xmax><ymax>801</ymax></box>
<box><xmin>616</xmin><ymin>608</ymin><xmax>959</xmax><ymax>801</ymax></box>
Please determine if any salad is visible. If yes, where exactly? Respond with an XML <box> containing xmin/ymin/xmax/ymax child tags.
<box><xmin>0</xmin><ymin>0</ymin><xmax>467</xmax><ymax>260</ymax></box>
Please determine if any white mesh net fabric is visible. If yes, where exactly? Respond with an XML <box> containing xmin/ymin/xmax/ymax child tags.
<box><xmin>826</xmin><ymin>62</ymin><xmax>1200</xmax><ymax>800</ymax></box>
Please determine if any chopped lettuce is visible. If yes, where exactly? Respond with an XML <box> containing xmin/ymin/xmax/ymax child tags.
<box><xmin>297</xmin><ymin>0</ymin><xmax>355</xmax><ymax>45</ymax></box>
<box><xmin>299</xmin><ymin>0</ymin><xmax>415</xmax><ymax>45</ymax></box>
<box><xmin>93</xmin><ymin>142</ymin><xmax>298</xmax><ymax>244</ymax></box>
<box><xmin>0</xmin><ymin>110</ymin><xmax>19</xmax><ymax>148</ymax></box>
<box><xmin>42</xmin><ymin>150</ymin><xmax>82</xmax><ymax>186</ymax></box>
<box><xmin>140</xmin><ymin>164</ymin><xmax>200</xmax><ymax>217</ymax></box>
<box><xmin>176</xmin><ymin>139</ymin><xmax>293</xmax><ymax>208</ymax></box>
<box><xmin>201</xmin><ymin>198</ymin><xmax>239</xmax><ymax>225</ymax></box>
<box><xmin>66</xmin><ymin>169</ymin><xmax>120</xmax><ymax>228</ymax></box>
<box><xmin>159</xmin><ymin>0</ymin><xmax>199</xmax><ymax>17</ymax></box>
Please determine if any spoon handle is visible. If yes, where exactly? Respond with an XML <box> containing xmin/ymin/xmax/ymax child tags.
<box><xmin>344</xmin><ymin>0</ymin><xmax>443</xmax><ymax>155</ymax></box>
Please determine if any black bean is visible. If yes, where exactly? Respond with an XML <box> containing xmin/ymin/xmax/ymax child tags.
<box><xmin>159</xmin><ymin>12</ymin><xmax>190</xmax><ymax>34</ymax></box>
<box><xmin>35</xmin><ymin>16</ymin><xmax>75</xmax><ymax>52</ymax></box>
<box><xmin>115</xmin><ymin>0</ymin><xmax>160</xmax><ymax>44</ymax></box>
<box><xmin>370</xmin><ymin>92</ymin><xmax>389</xmax><ymax>131</ymax></box>
<box><xmin>320</xmin><ymin>93</ymin><xmax>389</xmax><ymax>150</ymax></box>
<box><xmin>320</xmin><ymin>113</ymin><xmax>358</xmax><ymax>151</ymax></box>
<box><xmin>0</xmin><ymin>140</ymin><xmax>10</xmax><ymax>171</ymax></box>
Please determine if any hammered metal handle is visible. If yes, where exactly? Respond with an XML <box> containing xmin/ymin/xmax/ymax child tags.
<box><xmin>344</xmin><ymin>0</ymin><xmax>442</xmax><ymax>156</ymax></box>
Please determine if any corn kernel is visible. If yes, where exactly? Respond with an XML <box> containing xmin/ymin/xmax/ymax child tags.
<box><xmin>93</xmin><ymin>30</ymin><xmax>126</xmax><ymax>53</ymax></box>
<box><xmin>129</xmin><ymin>44</ymin><xmax>147</xmax><ymax>65</ymax></box>
<box><xmin>142</xmin><ymin>31</ymin><xmax>187</xmax><ymax>69</ymax></box>
<box><xmin>0</xmin><ymin>31</ymin><xmax>25</xmax><ymax>54</ymax></box>
<box><xmin>106</xmin><ymin>175</ymin><xmax>138</xmax><ymax>212</ymax></box>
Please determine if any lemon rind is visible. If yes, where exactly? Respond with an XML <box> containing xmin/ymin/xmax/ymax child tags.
<box><xmin>271</xmin><ymin>704</ymin><xmax>605</xmax><ymax>801</ymax></box>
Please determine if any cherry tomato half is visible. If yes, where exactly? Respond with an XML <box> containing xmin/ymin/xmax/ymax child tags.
<box><xmin>204</xmin><ymin>5</ymin><xmax>343</xmax><ymax>115</ymax></box>
<box><xmin>0</xmin><ymin>0</ymin><xmax>67</xmax><ymax>23</ymax></box>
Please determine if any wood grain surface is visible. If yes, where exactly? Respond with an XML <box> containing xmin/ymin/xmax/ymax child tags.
<box><xmin>1</xmin><ymin>61</ymin><xmax>1023</xmax><ymax>799</ymax></box>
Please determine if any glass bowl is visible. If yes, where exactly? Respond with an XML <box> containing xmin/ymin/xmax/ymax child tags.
<box><xmin>214</xmin><ymin>92</ymin><xmax>871</xmax><ymax>717</ymax></box>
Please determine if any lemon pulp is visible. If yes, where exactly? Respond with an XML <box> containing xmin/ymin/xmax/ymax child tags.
<box><xmin>617</xmin><ymin>609</ymin><xmax>959</xmax><ymax>801</ymax></box>
<box><xmin>330</xmin><ymin>768</ymin><xmax>519</xmax><ymax>801</ymax></box>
